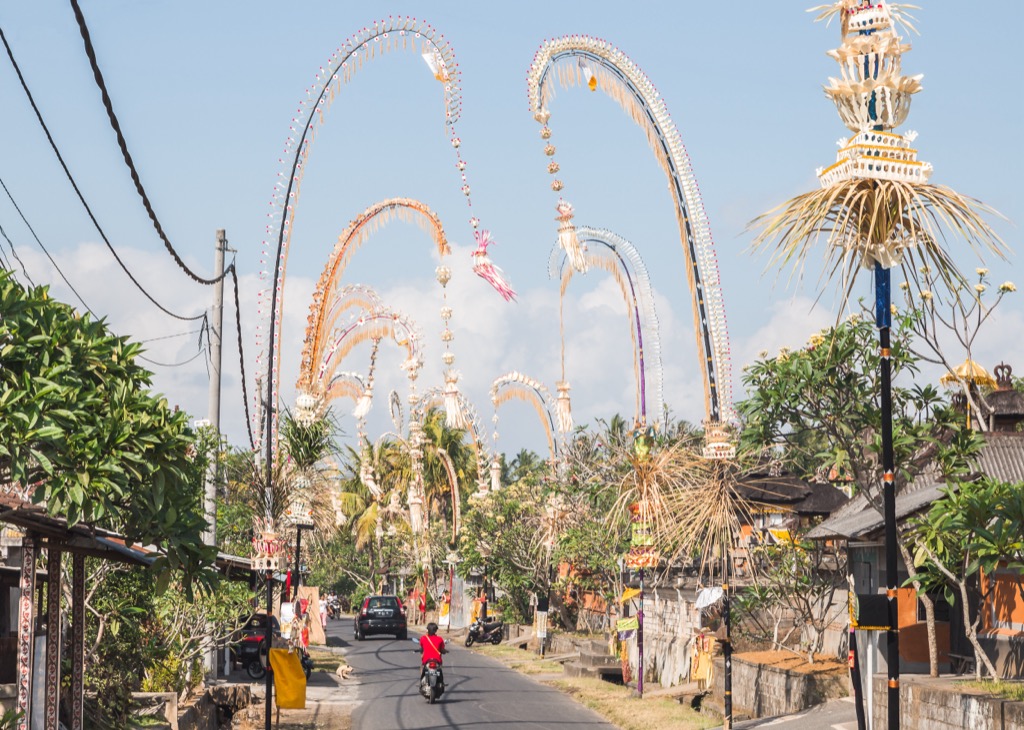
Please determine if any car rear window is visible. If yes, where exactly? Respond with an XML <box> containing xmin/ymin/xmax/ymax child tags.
<box><xmin>368</xmin><ymin>596</ymin><xmax>399</xmax><ymax>609</ymax></box>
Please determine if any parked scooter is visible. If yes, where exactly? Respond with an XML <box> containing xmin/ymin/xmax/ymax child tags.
<box><xmin>236</xmin><ymin>637</ymin><xmax>313</xmax><ymax>681</ymax></box>
<box><xmin>464</xmin><ymin>618</ymin><xmax>504</xmax><ymax>647</ymax></box>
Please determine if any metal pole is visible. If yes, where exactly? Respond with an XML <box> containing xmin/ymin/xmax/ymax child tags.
<box><xmin>637</xmin><ymin>568</ymin><xmax>644</xmax><ymax>698</ymax></box>
<box><xmin>294</xmin><ymin>527</ymin><xmax>303</xmax><ymax>599</ymax></box>
<box><xmin>723</xmin><ymin>555</ymin><xmax>733</xmax><ymax>729</ymax></box>
<box><xmin>850</xmin><ymin>626</ymin><xmax>867</xmax><ymax>730</ymax></box>
<box><xmin>265</xmin><ymin>571</ymin><xmax>273</xmax><ymax>730</ymax></box>
<box><xmin>875</xmin><ymin>263</ymin><xmax>900</xmax><ymax>729</ymax></box>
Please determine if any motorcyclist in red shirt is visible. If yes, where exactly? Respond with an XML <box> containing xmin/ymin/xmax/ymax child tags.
<box><xmin>419</xmin><ymin>622</ymin><xmax>447</xmax><ymax>686</ymax></box>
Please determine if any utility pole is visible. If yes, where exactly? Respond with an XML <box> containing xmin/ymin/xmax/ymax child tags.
<box><xmin>204</xmin><ymin>229</ymin><xmax>227</xmax><ymax>546</ymax></box>
<box><xmin>203</xmin><ymin>229</ymin><xmax>228</xmax><ymax>679</ymax></box>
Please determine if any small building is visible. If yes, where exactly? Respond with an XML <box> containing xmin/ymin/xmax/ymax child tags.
<box><xmin>807</xmin><ymin>431</ymin><xmax>1024</xmax><ymax>677</ymax></box>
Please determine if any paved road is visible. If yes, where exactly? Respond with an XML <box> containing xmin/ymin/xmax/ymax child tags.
<box><xmin>727</xmin><ymin>696</ymin><xmax>859</xmax><ymax>730</ymax></box>
<box><xmin>325</xmin><ymin>619</ymin><xmax>617</xmax><ymax>730</ymax></box>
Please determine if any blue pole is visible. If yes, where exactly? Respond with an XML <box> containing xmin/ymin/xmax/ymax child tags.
<box><xmin>875</xmin><ymin>262</ymin><xmax>900</xmax><ymax>730</ymax></box>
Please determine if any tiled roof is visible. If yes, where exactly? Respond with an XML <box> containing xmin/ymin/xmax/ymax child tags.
<box><xmin>806</xmin><ymin>432</ymin><xmax>1024</xmax><ymax>540</ymax></box>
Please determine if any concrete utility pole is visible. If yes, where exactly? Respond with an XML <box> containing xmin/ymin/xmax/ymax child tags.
<box><xmin>203</xmin><ymin>229</ymin><xmax>228</xmax><ymax>679</ymax></box>
<box><xmin>203</xmin><ymin>229</ymin><xmax>228</xmax><ymax>547</ymax></box>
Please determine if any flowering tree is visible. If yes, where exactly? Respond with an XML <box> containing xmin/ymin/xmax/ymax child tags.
<box><xmin>0</xmin><ymin>271</ymin><xmax>214</xmax><ymax>591</ymax></box>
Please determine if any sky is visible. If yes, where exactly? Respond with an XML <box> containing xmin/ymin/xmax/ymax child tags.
<box><xmin>0</xmin><ymin>2</ymin><xmax>1021</xmax><ymax>459</ymax></box>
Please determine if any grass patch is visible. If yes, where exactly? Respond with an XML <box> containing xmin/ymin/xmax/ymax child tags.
<box><xmin>472</xmin><ymin>643</ymin><xmax>567</xmax><ymax>674</ymax></box>
<box><xmin>308</xmin><ymin>647</ymin><xmax>346</xmax><ymax>672</ymax></box>
<box><xmin>468</xmin><ymin>641</ymin><xmax>716</xmax><ymax>729</ymax></box>
<box><xmin>546</xmin><ymin>677</ymin><xmax>718</xmax><ymax>730</ymax></box>
<box><xmin>957</xmin><ymin>679</ymin><xmax>1024</xmax><ymax>701</ymax></box>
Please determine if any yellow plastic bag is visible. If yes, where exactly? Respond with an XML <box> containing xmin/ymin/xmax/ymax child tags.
<box><xmin>268</xmin><ymin>648</ymin><xmax>307</xmax><ymax>709</ymax></box>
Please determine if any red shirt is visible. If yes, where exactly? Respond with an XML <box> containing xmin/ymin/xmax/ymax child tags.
<box><xmin>419</xmin><ymin>634</ymin><xmax>445</xmax><ymax>665</ymax></box>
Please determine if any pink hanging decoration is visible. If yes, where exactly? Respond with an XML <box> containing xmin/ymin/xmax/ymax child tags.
<box><xmin>471</xmin><ymin>230</ymin><xmax>517</xmax><ymax>301</ymax></box>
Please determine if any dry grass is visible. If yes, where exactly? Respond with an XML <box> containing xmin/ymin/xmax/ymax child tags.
<box><xmin>472</xmin><ymin>641</ymin><xmax>716</xmax><ymax>730</ymax></box>
<box><xmin>307</xmin><ymin>647</ymin><xmax>346</xmax><ymax>672</ymax></box>
<box><xmin>736</xmin><ymin>650</ymin><xmax>847</xmax><ymax>675</ymax></box>
<box><xmin>472</xmin><ymin>642</ymin><xmax>567</xmax><ymax>674</ymax></box>
<box><xmin>546</xmin><ymin>677</ymin><xmax>718</xmax><ymax>730</ymax></box>
<box><xmin>957</xmin><ymin>680</ymin><xmax>1024</xmax><ymax>701</ymax></box>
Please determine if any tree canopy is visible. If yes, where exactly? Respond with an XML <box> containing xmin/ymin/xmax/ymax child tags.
<box><xmin>0</xmin><ymin>272</ymin><xmax>214</xmax><ymax>590</ymax></box>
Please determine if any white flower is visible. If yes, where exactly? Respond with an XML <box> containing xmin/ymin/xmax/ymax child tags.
<box><xmin>899</xmin><ymin>281</ymin><xmax>910</xmax><ymax>291</ymax></box>
<box><xmin>919</xmin><ymin>265</ymin><xmax>932</xmax><ymax>275</ymax></box>
<box><xmin>920</xmin><ymin>290</ymin><xmax>933</xmax><ymax>301</ymax></box>
<box><xmin>1000</xmin><ymin>282</ymin><xmax>1017</xmax><ymax>293</ymax></box>
<box><xmin>975</xmin><ymin>284</ymin><xmax>987</xmax><ymax>293</ymax></box>
<box><xmin>976</xmin><ymin>267</ymin><xmax>989</xmax><ymax>277</ymax></box>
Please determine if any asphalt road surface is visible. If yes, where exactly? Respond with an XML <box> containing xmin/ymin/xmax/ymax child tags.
<box><xmin>326</xmin><ymin>619</ymin><xmax>618</xmax><ymax>730</ymax></box>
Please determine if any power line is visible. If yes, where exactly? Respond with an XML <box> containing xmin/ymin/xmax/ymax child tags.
<box><xmin>0</xmin><ymin>221</ymin><xmax>29</xmax><ymax>285</ymax></box>
<box><xmin>230</xmin><ymin>263</ymin><xmax>256</xmax><ymax>450</ymax></box>
<box><xmin>140</xmin><ymin>348</ymin><xmax>207</xmax><ymax>368</ymax></box>
<box><xmin>140</xmin><ymin>328</ymin><xmax>204</xmax><ymax>344</ymax></box>
<box><xmin>0</xmin><ymin>175</ymin><xmax>93</xmax><ymax>315</ymax></box>
<box><xmin>68</xmin><ymin>0</ymin><xmax>230</xmax><ymax>287</ymax></box>
<box><xmin>0</xmin><ymin>22</ymin><xmax>203</xmax><ymax>323</ymax></box>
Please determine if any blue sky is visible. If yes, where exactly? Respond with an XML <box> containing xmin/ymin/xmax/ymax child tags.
<box><xmin>1</xmin><ymin>2</ymin><xmax>1021</xmax><ymax>457</ymax></box>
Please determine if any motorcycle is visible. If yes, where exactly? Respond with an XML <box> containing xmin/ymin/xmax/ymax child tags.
<box><xmin>326</xmin><ymin>596</ymin><xmax>342</xmax><ymax>620</ymax></box>
<box><xmin>419</xmin><ymin>658</ymin><xmax>445</xmax><ymax>704</ymax></box>
<box><xmin>464</xmin><ymin>618</ymin><xmax>504</xmax><ymax>647</ymax></box>
<box><xmin>236</xmin><ymin>636</ymin><xmax>313</xmax><ymax>681</ymax></box>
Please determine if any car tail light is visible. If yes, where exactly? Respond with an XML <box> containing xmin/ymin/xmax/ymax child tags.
<box><xmin>360</xmin><ymin>598</ymin><xmax>370</xmax><ymax>617</ymax></box>
<box><xmin>399</xmin><ymin>603</ymin><xmax>406</xmax><ymax>615</ymax></box>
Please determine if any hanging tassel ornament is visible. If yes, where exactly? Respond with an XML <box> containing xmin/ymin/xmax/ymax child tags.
<box><xmin>556</xmin><ymin>201</ymin><xmax>588</xmax><ymax>272</ymax></box>
<box><xmin>360</xmin><ymin>453</ymin><xmax>381</xmax><ymax>498</ymax></box>
<box><xmin>444</xmin><ymin>370</ymin><xmax>469</xmax><ymax>429</ymax></box>
<box><xmin>353</xmin><ymin>386</ymin><xmax>373</xmax><ymax>419</ymax></box>
<box><xmin>490</xmin><ymin>455</ymin><xmax>502</xmax><ymax>493</ymax></box>
<box><xmin>556</xmin><ymin>380</ymin><xmax>574</xmax><ymax>434</ymax></box>
<box><xmin>579</xmin><ymin>57</ymin><xmax>597</xmax><ymax>91</ymax></box>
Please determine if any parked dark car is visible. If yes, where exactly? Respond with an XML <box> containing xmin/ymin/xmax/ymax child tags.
<box><xmin>354</xmin><ymin>595</ymin><xmax>407</xmax><ymax>640</ymax></box>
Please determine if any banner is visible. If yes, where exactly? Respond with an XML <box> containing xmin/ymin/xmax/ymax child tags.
<box><xmin>536</xmin><ymin>610</ymin><xmax>548</xmax><ymax>639</ymax></box>
<box><xmin>268</xmin><ymin>648</ymin><xmax>306</xmax><ymax>709</ymax></box>
<box><xmin>616</xmin><ymin>616</ymin><xmax>638</xmax><ymax>640</ymax></box>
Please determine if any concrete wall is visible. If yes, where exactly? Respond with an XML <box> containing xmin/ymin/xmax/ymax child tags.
<box><xmin>712</xmin><ymin>655</ymin><xmax>851</xmax><ymax>718</ymax></box>
<box><xmin>619</xmin><ymin>588</ymin><xmax>703</xmax><ymax>687</ymax></box>
<box><xmin>871</xmin><ymin>675</ymin><xmax>1024</xmax><ymax>730</ymax></box>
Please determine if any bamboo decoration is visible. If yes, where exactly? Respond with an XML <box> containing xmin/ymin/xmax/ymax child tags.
<box><xmin>750</xmin><ymin>4</ymin><xmax>1007</xmax><ymax>728</ymax></box>
<box><xmin>489</xmin><ymin>371</ymin><xmax>560</xmax><ymax>463</ymax></box>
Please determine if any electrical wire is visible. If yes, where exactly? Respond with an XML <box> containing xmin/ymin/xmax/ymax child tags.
<box><xmin>0</xmin><ymin>175</ymin><xmax>93</xmax><ymax>315</ymax></box>
<box><xmin>68</xmin><ymin>0</ymin><xmax>229</xmax><ymax>287</ymax></box>
<box><xmin>139</xmin><ymin>347</ymin><xmax>207</xmax><ymax>368</ymax></box>
<box><xmin>140</xmin><ymin>329</ymin><xmax>203</xmax><ymax>344</ymax></box>
<box><xmin>230</xmin><ymin>263</ymin><xmax>255</xmax><ymax>450</ymax></box>
<box><xmin>0</xmin><ymin>23</ymin><xmax>203</xmax><ymax>323</ymax></box>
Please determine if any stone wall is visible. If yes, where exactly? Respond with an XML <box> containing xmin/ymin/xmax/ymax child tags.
<box><xmin>177</xmin><ymin>684</ymin><xmax>252</xmax><ymax>730</ymax></box>
<box><xmin>620</xmin><ymin>588</ymin><xmax>703</xmax><ymax>687</ymax></box>
<box><xmin>871</xmin><ymin>675</ymin><xmax>1024</xmax><ymax>730</ymax></box>
<box><xmin>712</xmin><ymin>655</ymin><xmax>851</xmax><ymax>718</ymax></box>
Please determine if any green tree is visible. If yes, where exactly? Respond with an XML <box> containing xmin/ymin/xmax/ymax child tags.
<box><xmin>738</xmin><ymin>313</ymin><xmax>983</xmax><ymax>675</ymax></box>
<box><xmin>908</xmin><ymin>478</ymin><xmax>1024</xmax><ymax>679</ymax></box>
<box><xmin>0</xmin><ymin>272</ymin><xmax>215</xmax><ymax>591</ymax></box>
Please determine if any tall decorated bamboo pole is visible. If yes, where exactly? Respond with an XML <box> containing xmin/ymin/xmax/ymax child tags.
<box><xmin>752</xmin><ymin>3</ymin><xmax>1006</xmax><ymax>726</ymax></box>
